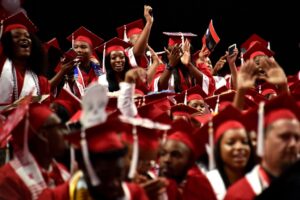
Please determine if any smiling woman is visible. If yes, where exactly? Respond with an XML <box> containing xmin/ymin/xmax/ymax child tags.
<box><xmin>0</xmin><ymin>11</ymin><xmax>50</xmax><ymax>108</ymax></box>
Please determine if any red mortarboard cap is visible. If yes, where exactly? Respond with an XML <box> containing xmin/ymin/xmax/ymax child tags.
<box><xmin>240</xmin><ymin>34</ymin><xmax>268</xmax><ymax>52</ymax></box>
<box><xmin>243</xmin><ymin>41</ymin><xmax>274</xmax><ymax>61</ymax></box>
<box><xmin>95</xmin><ymin>37</ymin><xmax>132</xmax><ymax>56</ymax></box>
<box><xmin>65</xmin><ymin>118</ymin><xmax>128</xmax><ymax>153</ymax></box>
<box><xmin>11</xmin><ymin>103</ymin><xmax>54</xmax><ymax>150</ymax></box>
<box><xmin>287</xmin><ymin>73</ymin><xmax>300</xmax><ymax>86</ymax></box>
<box><xmin>67</xmin><ymin>26</ymin><xmax>104</xmax><ymax>48</ymax></box>
<box><xmin>202</xmin><ymin>20</ymin><xmax>220</xmax><ymax>52</ymax></box>
<box><xmin>258</xmin><ymin>82</ymin><xmax>278</xmax><ymax>97</ymax></box>
<box><xmin>195</xmin><ymin>105</ymin><xmax>245</xmax><ymax>156</ymax></box>
<box><xmin>167</xmin><ymin>118</ymin><xmax>197</xmax><ymax>157</ymax></box>
<box><xmin>191</xmin><ymin>113</ymin><xmax>212</xmax><ymax>127</ymax></box>
<box><xmin>142</xmin><ymin>91</ymin><xmax>176</xmax><ymax>105</ymax></box>
<box><xmin>53</xmin><ymin>88</ymin><xmax>81</xmax><ymax>117</ymax></box>
<box><xmin>205</xmin><ymin>90</ymin><xmax>257</xmax><ymax>112</ymax></box>
<box><xmin>116</xmin><ymin>19</ymin><xmax>144</xmax><ymax>40</ymax></box>
<box><xmin>173</xmin><ymin>85</ymin><xmax>207</xmax><ymax>104</ymax></box>
<box><xmin>3</xmin><ymin>11</ymin><xmax>37</xmax><ymax>33</ymax></box>
<box><xmin>170</xmin><ymin>104</ymin><xmax>199</xmax><ymax>118</ymax></box>
<box><xmin>137</xmin><ymin>97</ymin><xmax>171</xmax><ymax>119</ymax></box>
<box><xmin>289</xmin><ymin>80</ymin><xmax>300</xmax><ymax>94</ymax></box>
<box><xmin>44</xmin><ymin>37</ymin><xmax>61</xmax><ymax>52</ymax></box>
<box><xmin>243</xmin><ymin>93</ymin><xmax>300</xmax><ymax>132</ymax></box>
<box><xmin>121</xmin><ymin>126</ymin><xmax>163</xmax><ymax>151</ymax></box>
<box><xmin>213</xmin><ymin>85</ymin><xmax>229</xmax><ymax>95</ymax></box>
<box><xmin>245</xmin><ymin>88</ymin><xmax>267</xmax><ymax>104</ymax></box>
<box><xmin>163</xmin><ymin>32</ymin><xmax>197</xmax><ymax>47</ymax></box>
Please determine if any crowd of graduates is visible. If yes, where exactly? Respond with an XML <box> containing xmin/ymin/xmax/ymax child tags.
<box><xmin>0</xmin><ymin>4</ymin><xmax>300</xmax><ymax>200</ymax></box>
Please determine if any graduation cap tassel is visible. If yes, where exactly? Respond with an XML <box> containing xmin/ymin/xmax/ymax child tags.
<box><xmin>257</xmin><ymin>101</ymin><xmax>265</xmax><ymax>157</ymax></box>
<box><xmin>128</xmin><ymin>125</ymin><xmax>139</xmax><ymax>180</ymax></box>
<box><xmin>80</xmin><ymin>128</ymin><xmax>101</xmax><ymax>186</ymax></box>
<box><xmin>70</xmin><ymin>147</ymin><xmax>76</xmax><ymax>175</ymax></box>
<box><xmin>184</xmin><ymin>90</ymin><xmax>188</xmax><ymax>105</ymax></box>
<box><xmin>206</xmin><ymin>119</ymin><xmax>216</xmax><ymax>171</ymax></box>
<box><xmin>0</xmin><ymin>20</ymin><xmax>3</xmax><ymax>39</ymax></box>
<box><xmin>102</xmin><ymin>43</ymin><xmax>106</xmax><ymax>74</ymax></box>
<box><xmin>180</xmin><ymin>33</ymin><xmax>184</xmax><ymax>49</ymax></box>
<box><xmin>214</xmin><ymin>95</ymin><xmax>220</xmax><ymax>115</ymax></box>
<box><xmin>72</xmin><ymin>33</ymin><xmax>75</xmax><ymax>50</ymax></box>
<box><xmin>5</xmin><ymin>141</ymin><xmax>10</xmax><ymax>163</ymax></box>
<box><xmin>240</xmin><ymin>52</ymin><xmax>244</xmax><ymax>65</ymax></box>
<box><xmin>123</xmin><ymin>25</ymin><xmax>129</xmax><ymax>42</ymax></box>
<box><xmin>267</xmin><ymin>42</ymin><xmax>271</xmax><ymax>50</ymax></box>
<box><xmin>23</xmin><ymin>111</ymin><xmax>30</xmax><ymax>154</ymax></box>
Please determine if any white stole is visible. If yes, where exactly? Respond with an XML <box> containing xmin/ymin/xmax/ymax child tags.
<box><xmin>0</xmin><ymin>58</ymin><xmax>39</xmax><ymax>105</ymax></box>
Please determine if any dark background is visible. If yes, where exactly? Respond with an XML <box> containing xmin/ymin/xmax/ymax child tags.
<box><xmin>23</xmin><ymin>0</ymin><xmax>300</xmax><ymax>75</ymax></box>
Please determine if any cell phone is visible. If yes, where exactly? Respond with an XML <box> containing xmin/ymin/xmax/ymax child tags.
<box><xmin>64</xmin><ymin>49</ymin><xmax>78</xmax><ymax>61</ymax></box>
<box><xmin>228</xmin><ymin>43</ymin><xmax>236</xmax><ymax>56</ymax></box>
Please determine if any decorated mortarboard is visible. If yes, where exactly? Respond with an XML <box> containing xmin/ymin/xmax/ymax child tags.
<box><xmin>243</xmin><ymin>41</ymin><xmax>274</xmax><ymax>61</ymax></box>
<box><xmin>116</xmin><ymin>19</ymin><xmax>144</xmax><ymax>42</ymax></box>
<box><xmin>1</xmin><ymin>11</ymin><xmax>37</xmax><ymax>34</ymax></box>
<box><xmin>52</xmin><ymin>88</ymin><xmax>81</xmax><ymax>117</ymax></box>
<box><xmin>80</xmin><ymin>83</ymin><xmax>108</xmax><ymax>129</ymax></box>
<box><xmin>202</xmin><ymin>19</ymin><xmax>220</xmax><ymax>52</ymax></box>
<box><xmin>240</xmin><ymin>33</ymin><xmax>268</xmax><ymax>52</ymax></box>
<box><xmin>67</xmin><ymin>26</ymin><xmax>104</xmax><ymax>48</ymax></box>
<box><xmin>163</xmin><ymin>32</ymin><xmax>197</xmax><ymax>47</ymax></box>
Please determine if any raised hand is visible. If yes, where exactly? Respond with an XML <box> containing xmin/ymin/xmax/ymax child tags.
<box><xmin>144</xmin><ymin>5</ymin><xmax>153</xmax><ymax>24</ymax></box>
<box><xmin>125</xmin><ymin>68</ymin><xmax>147</xmax><ymax>84</ymax></box>
<box><xmin>180</xmin><ymin>39</ymin><xmax>191</xmax><ymax>66</ymax></box>
<box><xmin>226</xmin><ymin>47</ymin><xmax>239</xmax><ymax>65</ymax></box>
<box><xmin>259</xmin><ymin>57</ymin><xmax>287</xmax><ymax>85</ymax></box>
<box><xmin>164</xmin><ymin>44</ymin><xmax>181</xmax><ymax>67</ymax></box>
<box><xmin>237</xmin><ymin>60</ymin><xmax>257</xmax><ymax>90</ymax></box>
<box><xmin>213</xmin><ymin>54</ymin><xmax>227</xmax><ymax>75</ymax></box>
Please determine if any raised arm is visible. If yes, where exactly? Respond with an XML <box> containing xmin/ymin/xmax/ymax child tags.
<box><xmin>132</xmin><ymin>5</ymin><xmax>153</xmax><ymax>56</ymax></box>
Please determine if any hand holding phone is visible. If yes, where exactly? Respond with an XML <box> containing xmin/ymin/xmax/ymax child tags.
<box><xmin>228</xmin><ymin>43</ymin><xmax>236</xmax><ymax>56</ymax></box>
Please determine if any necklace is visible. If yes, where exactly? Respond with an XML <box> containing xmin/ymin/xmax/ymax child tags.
<box><xmin>12</xmin><ymin>65</ymin><xmax>40</xmax><ymax>101</ymax></box>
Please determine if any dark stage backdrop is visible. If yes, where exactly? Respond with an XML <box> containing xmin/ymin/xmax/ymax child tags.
<box><xmin>23</xmin><ymin>0</ymin><xmax>300</xmax><ymax>75</ymax></box>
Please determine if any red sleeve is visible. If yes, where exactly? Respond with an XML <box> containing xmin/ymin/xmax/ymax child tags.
<box><xmin>196</xmin><ymin>63</ymin><xmax>216</xmax><ymax>96</ymax></box>
<box><xmin>182</xmin><ymin>166</ymin><xmax>217</xmax><ymax>200</ymax></box>
<box><xmin>126</xmin><ymin>182</ymin><xmax>149</xmax><ymax>200</ymax></box>
<box><xmin>0</xmin><ymin>164</ymin><xmax>32</xmax><ymax>200</ymax></box>
<box><xmin>224</xmin><ymin>178</ymin><xmax>256</xmax><ymax>200</ymax></box>
<box><xmin>149</xmin><ymin>63</ymin><xmax>166</xmax><ymax>92</ymax></box>
<box><xmin>38</xmin><ymin>182</ymin><xmax>70</xmax><ymax>200</ymax></box>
